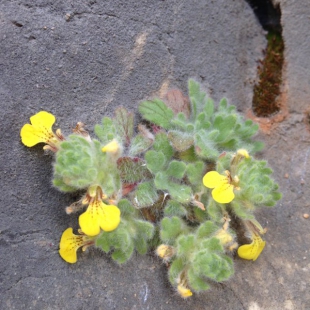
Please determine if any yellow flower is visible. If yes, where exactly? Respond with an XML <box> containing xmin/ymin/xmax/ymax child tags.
<box><xmin>101</xmin><ymin>139</ymin><xmax>120</xmax><ymax>153</ymax></box>
<box><xmin>177</xmin><ymin>284</ymin><xmax>193</xmax><ymax>298</ymax></box>
<box><xmin>203</xmin><ymin>170</ymin><xmax>238</xmax><ymax>203</ymax></box>
<box><xmin>237</xmin><ymin>149</ymin><xmax>250</xmax><ymax>158</ymax></box>
<box><xmin>237</xmin><ymin>235</ymin><xmax>266</xmax><ymax>261</ymax></box>
<box><xmin>156</xmin><ymin>244</ymin><xmax>175</xmax><ymax>261</ymax></box>
<box><xmin>59</xmin><ymin>227</ymin><xmax>94</xmax><ymax>264</ymax></box>
<box><xmin>79</xmin><ymin>198</ymin><xmax>121</xmax><ymax>236</ymax></box>
<box><xmin>20</xmin><ymin>111</ymin><xmax>63</xmax><ymax>150</ymax></box>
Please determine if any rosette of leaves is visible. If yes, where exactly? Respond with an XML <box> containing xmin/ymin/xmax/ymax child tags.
<box><xmin>95</xmin><ymin>199</ymin><xmax>155</xmax><ymax>263</ymax></box>
<box><xmin>160</xmin><ymin>217</ymin><xmax>234</xmax><ymax>292</ymax></box>
<box><xmin>139</xmin><ymin>79</ymin><xmax>264</xmax><ymax>162</ymax></box>
<box><xmin>206</xmin><ymin>152</ymin><xmax>282</xmax><ymax>222</ymax></box>
<box><xmin>53</xmin><ymin>135</ymin><xmax>121</xmax><ymax>196</ymax></box>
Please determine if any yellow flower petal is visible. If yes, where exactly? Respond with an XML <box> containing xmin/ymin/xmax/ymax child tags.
<box><xmin>237</xmin><ymin>149</ymin><xmax>250</xmax><ymax>158</ymax></box>
<box><xmin>203</xmin><ymin>171</ymin><xmax>227</xmax><ymax>188</ymax></box>
<box><xmin>101</xmin><ymin>139</ymin><xmax>120</xmax><ymax>153</ymax></box>
<box><xmin>212</xmin><ymin>183</ymin><xmax>235</xmax><ymax>203</ymax></box>
<box><xmin>59</xmin><ymin>228</ymin><xmax>84</xmax><ymax>264</ymax></box>
<box><xmin>156</xmin><ymin>244</ymin><xmax>175</xmax><ymax>260</ymax></box>
<box><xmin>79</xmin><ymin>200</ymin><xmax>121</xmax><ymax>236</ymax></box>
<box><xmin>99</xmin><ymin>205</ymin><xmax>121</xmax><ymax>232</ymax></box>
<box><xmin>177</xmin><ymin>284</ymin><xmax>193</xmax><ymax>298</ymax></box>
<box><xmin>30</xmin><ymin>111</ymin><xmax>55</xmax><ymax>129</ymax></box>
<box><xmin>237</xmin><ymin>235</ymin><xmax>266</xmax><ymax>261</ymax></box>
<box><xmin>20</xmin><ymin>111</ymin><xmax>56</xmax><ymax>147</ymax></box>
<box><xmin>79</xmin><ymin>211</ymin><xmax>101</xmax><ymax>236</ymax></box>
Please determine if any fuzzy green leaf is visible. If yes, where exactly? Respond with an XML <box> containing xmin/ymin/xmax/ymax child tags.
<box><xmin>188</xmin><ymin>79</ymin><xmax>207</xmax><ymax>118</ymax></box>
<box><xmin>164</xmin><ymin>200</ymin><xmax>188</xmax><ymax>217</ymax></box>
<box><xmin>153</xmin><ymin>133</ymin><xmax>174</xmax><ymax>161</ymax></box>
<box><xmin>200</xmin><ymin>237</ymin><xmax>223</xmax><ymax>252</ymax></box>
<box><xmin>187</xmin><ymin>267</ymin><xmax>210</xmax><ymax>292</ymax></box>
<box><xmin>114</xmin><ymin>107</ymin><xmax>134</xmax><ymax>144</ymax></box>
<box><xmin>204</xmin><ymin>98</ymin><xmax>214</xmax><ymax>118</ymax></box>
<box><xmin>94</xmin><ymin>117</ymin><xmax>117</xmax><ymax>144</ymax></box>
<box><xmin>95</xmin><ymin>234</ymin><xmax>110</xmax><ymax>253</ymax></box>
<box><xmin>145</xmin><ymin>150</ymin><xmax>166</xmax><ymax>173</ymax></box>
<box><xmin>196</xmin><ymin>221</ymin><xmax>219</xmax><ymax>240</ymax></box>
<box><xmin>206</xmin><ymin>199</ymin><xmax>224</xmax><ymax>222</ymax></box>
<box><xmin>133</xmin><ymin>181</ymin><xmax>158</xmax><ymax>208</ymax></box>
<box><xmin>111</xmin><ymin>246</ymin><xmax>134</xmax><ymax>264</ymax></box>
<box><xmin>135</xmin><ymin>220</ymin><xmax>155</xmax><ymax>239</ymax></box>
<box><xmin>194</xmin><ymin>130</ymin><xmax>219</xmax><ymax>160</ymax></box>
<box><xmin>117</xmin><ymin>157</ymin><xmax>151</xmax><ymax>183</ymax></box>
<box><xmin>176</xmin><ymin>234</ymin><xmax>195</xmax><ymax>258</ymax></box>
<box><xmin>186</xmin><ymin>161</ymin><xmax>206</xmax><ymax>185</ymax></box>
<box><xmin>166</xmin><ymin>160</ymin><xmax>187</xmax><ymax>179</ymax></box>
<box><xmin>168</xmin><ymin>130</ymin><xmax>194</xmax><ymax>152</ymax></box>
<box><xmin>160</xmin><ymin>216</ymin><xmax>186</xmax><ymax>242</ymax></box>
<box><xmin>154</xmin><ymin>172</ymin><xmax>169</xmax><ymax>190</ymax></box>
<box><xmin>168</xmin><ymin>258</ymin><xmax>185</xmax><ymax>285</ymax></box>
<box><xmin>129</xmin><ymin>134</ymin><xmax>153</xmax><ymax>156</ymax></box>
<box><xmin>166</xmin><ymin>181</ymin><xmax>192</xmax><ymax>203</ymax></box>
<box><xmin>134</xmin><ymin>238</ymin><xmax>148</xmax><ymax>255</ymax></box>
<box><xmin>117</xmin><ymin>199</ymin><xmax>136</xmax><ymax>215</ymax></box>
<box><xmin>139</xmin><ymin>99</ymin><xmax>174</xmax><ymax>129</ymax></box>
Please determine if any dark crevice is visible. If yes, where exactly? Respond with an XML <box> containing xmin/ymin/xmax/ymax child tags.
<box><xmin>245</xmin><ymin>0</ymin><xmax>284</xmax><ymax>117</ymax></box>
<box><xmin>11</xmin><ymin>21</ymin><xmax>23</xmax><ymax>27</ymax></box>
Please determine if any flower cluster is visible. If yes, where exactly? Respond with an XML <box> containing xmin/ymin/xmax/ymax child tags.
<box><xmin>20</xmin><ymin>80</ymin><xmax>281</xmax><ymax>299</ymax></box>
<box><xmin>21</xmin><ymin>111</ymin><xmax>122</xmax><ymax>264</ymax></box>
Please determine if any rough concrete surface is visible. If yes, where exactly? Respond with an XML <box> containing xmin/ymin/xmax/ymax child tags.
<box><xmin>1</xmin><ymin>0</ymin><xmax>310</xmax><ymax>309</ymax></box>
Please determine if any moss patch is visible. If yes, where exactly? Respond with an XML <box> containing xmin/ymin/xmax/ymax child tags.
<box><xmin>252</xmin><ymin>31</ymin><xmax>284</xmax><ymax>117</ymax></box>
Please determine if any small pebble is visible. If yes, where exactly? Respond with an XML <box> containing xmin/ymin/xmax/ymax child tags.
<box><xmin>303</xmin><ymin>213</ymin><xmax>309</xmax><ymax>219</ymax></box>
<box><xmin>284</xmin><ymin>173</ymin><xmax>289</xmax><ymax>178</ymax></box>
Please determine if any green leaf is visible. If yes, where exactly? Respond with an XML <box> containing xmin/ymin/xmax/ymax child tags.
<box><xmin>145</xmin><ymin>150</ymin><xmax>166</xmax><ymax>173</ymax></box>
<box><xmin>168</xmin><ymin>258</ymin><xmax>185</xmax><ymax>285</ymax></box>
<box><xmin>139</xmin><ymin>99</ymin><xmax>174</xmax><ymax>129</ymax></box>
<box><xmin>187</xmin><ymin>267</ymin><xmax>210</xmax><ymax>291</ymax></box>
<box><xmin>166</xmin><ymin>160</ymin><xmax>187</xmax><ymax>179</ymax></box>
<box><xmin>204</xmin><ymin>98</ymin><xmax>214</xmax><ymax>118</ymax></box>
<box><xmin>168</xmin><ymin>130</ymin><xmax>194</xmax><ymax>152</ymax></box>
<box><xmin>111</xmin><ymin>246</ymin><xmax>133</xmax><ymax>264</ymax></box>
<box><xmin>134</xmin><ymin>238</ymin><xmax>148</xmax><ymax>255</ymax></box>
<box><xmin>188</xmin><ymin>79</ymin><xmax>207</xmax><ymax>118</ymax></box>
<box><xmin>160</xmin><ymin>216</ymin><xmax>185</xmax><ymax>242</ymax></box>
<box><xmin>167</xmin><ymin>181</ymin><xmax>192</xmax><ymax>203</ymax></box>
<box><xmin>117</xmin><ymin>199</ymin><xmax>136</xmax><ymax>215</ymax></box>
<box><xmin>218</xmin><ymin>98</ymin><xmax>228</xmax><ymax>110</ymax></box>
<box><xmin>94</xmin><ymin>117</ymin><xmax>116</xmax><ymax>143</ymax></box>
<box><xmin>170</xmin><ymin>112</ymin><xmax>188</xmax><ymax>130</ymax></box>
<box><xmin>117</xmin><ymin>157</ymin><xmax>151</xmax><ymax>183</ymax></box>
<box><xmin>164</xmin><ymin>200</ymin><xmax>188</xmax><ymax>217</ymax></box>
<box><xmin>153</xmin><ymin>133</ymin><xmax>174</xmax><ymax>160</ymax></box>
<box><xmin>196</xmin><ymin>221</ymin><xmax>219</xmax><ymax>240</ymax></box>
<box><xmin>135</xmin><ymin>220</ymin><xmax>155</xmax><ymax>239</ymax></box>
<box><xmin>176</xmin><ymin>234</ymin><xmax>195</xmax><ymax>258</ymax></box>
<box><xmin>95</xmin><ymin>234</ymin><xmax>110</xmax><ymax>253</ymax></box>
<box><xmin>154</xmin><ymin>172</ymin><xmax>169</xmax><ymax>189</ymax></box>
<box><xmin>114</xmin><ymin>107</ymin><xmax>134</xmax><ymax>144</ymax></box>
<box><xmin>133</xmin><ymin>181</ymin><xmax>158</xmax><ymax>208</ymax></box>
<box><xmin>200</xmin><ymin>237</ymin><xmax>223</xmax><ymax>252</ymax></box>
<box><xmin>129</xmin><ymin>134</ymin><xmax>153</xmax><ymax>156</ymax></box>
<box><xmin>206</xmin><ymin>199</ymin><xmax>224</xmax><ymax>222</ymax></box>
<box><xmin>186</xmin><ymin>161</ymin><xmax>206</xmax><ymax>185</ymax></box>
<box><xmin>194</xmin><ymin>130</ymin><xmax>219</xmax><ymax>160</ymax></box>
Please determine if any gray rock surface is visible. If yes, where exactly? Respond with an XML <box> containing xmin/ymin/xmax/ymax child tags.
<box><xmin>1</xmin><ymin>0</ymin><xmax>310</xmax><ymax>309</ymax></box>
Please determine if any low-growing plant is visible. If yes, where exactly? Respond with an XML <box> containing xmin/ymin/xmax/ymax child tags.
<box><xmin>20</xmin><ymin>79</ymin><xmax>281</xmax><ymax>298</ymax></box>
